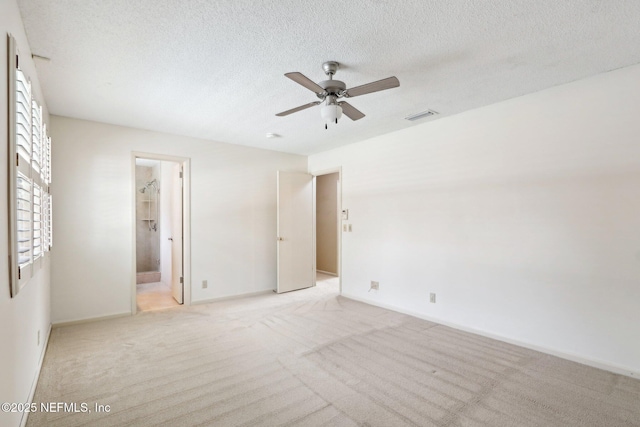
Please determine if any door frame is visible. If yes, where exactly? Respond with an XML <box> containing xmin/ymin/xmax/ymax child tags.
<box><xmin>131</xmin><ymin>152</ymin><xmax>192</xmax><ymax>313</ymax></box>
<box><xmin>311</xmin><ymin>167</ymin><xmax>342</xmax><ymax>294</ymax></box>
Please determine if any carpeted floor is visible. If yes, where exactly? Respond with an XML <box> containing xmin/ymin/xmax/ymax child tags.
<box><xmin>28</xmin><ymin>275</ymin><xmax>640</xmax><ymax>426</ymax></box>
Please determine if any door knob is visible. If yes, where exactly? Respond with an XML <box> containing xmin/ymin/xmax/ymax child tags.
<box><xmin>168</xmin><ymin>237</ymin><xmax>173</xmax><ymax>241</ymax></box>
<box><xmin>277</xmin><ymin>237</ymin><xmax>284</xmax><ymax>241</ymax></box>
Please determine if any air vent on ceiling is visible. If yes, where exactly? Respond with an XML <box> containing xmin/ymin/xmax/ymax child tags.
<box><xmin>405</xmin><ymin>110</ymin><xmax>438</xmax><ymax>121</ymax></box>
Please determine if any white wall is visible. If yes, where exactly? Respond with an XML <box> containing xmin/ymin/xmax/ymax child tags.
<box><xmin>50</xmin><ymin>116</ymin><xmax>306</xmax><ymax>323</ymax></box>
<box><xmin>0</xmin><ymin>2</ymin><xmax>51</xmax><ymax>426</ymax></box>
<box><xmin>309</xmin><ymin>63</ymin><xmax>640</xmax><ymax>376</ymax></box>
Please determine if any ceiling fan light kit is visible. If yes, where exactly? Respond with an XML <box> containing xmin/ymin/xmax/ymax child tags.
<box><xmin>276</xmin><ymin>61</ymin><xmax>399</xmax><ymax>129</ymax></box>
<box><xmin>321</xmin><ymin>103</ymin><xmax>343</xmax><ymax>128</ymax></box>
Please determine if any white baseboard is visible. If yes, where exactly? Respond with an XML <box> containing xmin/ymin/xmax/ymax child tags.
<box><xmin>52</xmin><ymin>311</ymin><xmax>131</xmax><ymax>328</ymax></box>
<box><xmin>191</xmin><ymin>289</ymin><xmax>274</xmax><ymax>305</ymax></box>
<box><xmin>20</xmin><ymin>323</ymin><xmax>52</xmax><ymax>427</ymax></box>
<box><xmin>341</xmin><ymin>292</ymin><xmax>639</xmax><ymax>379</ymax></box>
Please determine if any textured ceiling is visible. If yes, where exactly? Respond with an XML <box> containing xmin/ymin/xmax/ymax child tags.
<box><xmin>16</xmin><ymin>0</ymin><xmax>640</xmax><ymax>155</ymax></box>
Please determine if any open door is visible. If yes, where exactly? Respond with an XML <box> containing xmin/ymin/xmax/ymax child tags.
<box><xmin>277</xmin><ymin>171</ymin><xmax>314</xmax><ymax>293</ymax></box>
<box><xmin>170</xmin><ymin>163</ymin><xmax>184</xmax><ymax>303</ymax></box>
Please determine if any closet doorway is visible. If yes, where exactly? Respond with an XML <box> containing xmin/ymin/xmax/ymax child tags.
<box><xmin>315</xmin><ymin>171</ymin><xmax>341</xmax><ymax>293</ymax></box>
<box><xmin>275</xmin><ymin>168</ymin><xmax>341</xmax><ymax>294</ymax></box>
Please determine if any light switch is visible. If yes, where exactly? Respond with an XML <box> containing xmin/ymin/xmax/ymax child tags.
<box><xmin>348</xmin><ymin>224</ymin><xmax>352</xmax><ymax>232</ymax></box>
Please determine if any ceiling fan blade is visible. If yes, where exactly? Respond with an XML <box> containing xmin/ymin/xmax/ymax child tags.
<box><xmin>339</xmin><ymin>102</ymin><xmax>365</xmax><ymax>121</ymax></box>
<box><xmin>276</xmin><ymin>101</ymin><xmax>321</xmax><ymax>117</ymax></box>
<box><xmin>345</xmin><ymin>76</ymin><xmax>400</xmax><ymax>98</ymax></box>
<box><xmin>284</xmin><ymin>72</ymin><xmax>325</xmax><ymax>94</ymax></box>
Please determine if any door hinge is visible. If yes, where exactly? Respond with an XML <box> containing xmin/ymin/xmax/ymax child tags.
<box><xmin>179</xmin><ymin>171</ymin><xmax>183</xmax><ymax>178</ymax></box>
<box><xmin>17</xmin><ymin>153</ymin><xmax>19</xmax><ymax>166</ymax></box>
<box><xmin>179</xmin><ymin>276</ymin><xmax>183</xmax><ymax>284</ymax></box>
<box><xmin>18</xmin><ymin>266</ymin><xmax>21</xmax><ymax>280</ymax></box>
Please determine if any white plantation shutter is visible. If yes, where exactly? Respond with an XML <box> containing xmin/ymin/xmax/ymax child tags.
<box><xmin>47</xmin><ymin>194</ymin><xmax>53</xmax><ymax>249</ymax></box>
<box><xmin>32</xmin><ymin>100</ymin><xmax>43</xmax><ymax>176</ymax></box>
<box><xmin>16</xmin><ymin>70</ymin><xmax>31</xmax><ymax>166</ymax></box>
<box><xmin>16</xmin><ymin>173</ymin><xmax>32</xmax><ymax>265</ymax></box>
<box><xmin>43</xmin><ymin>124</ymin><xmax>51</xmax><ymax>184</ymax></box>
<box><xmin>8</xmin><ymin>34</ymin><xmax>53</xmax><ymax>296</ymax></box>
<box><xmin>41</xmin><ymin>125</ymin><xmax>52</xmax><ymax>253</ymax></box>
<box><xmin>43</xmin><ymin>193</ymin><xmax>52</xmax><ymax>251</ymax></box>
<box><xmin>33</xmin><ymin>184</ymin><xmax>43</xmax><ymax>259</ymax></box>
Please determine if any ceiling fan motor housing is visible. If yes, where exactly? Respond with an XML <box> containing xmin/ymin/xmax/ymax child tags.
<box><xmin>318</xmin><ymin>80</ymin><xmax>346</xmax><ymax>100</ymax></box>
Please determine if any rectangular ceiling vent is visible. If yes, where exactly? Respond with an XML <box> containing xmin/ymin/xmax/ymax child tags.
<box><xmin>405</xmin><ymin>110</ymin><xmax>438</xmax><ymax>121</ymax></box>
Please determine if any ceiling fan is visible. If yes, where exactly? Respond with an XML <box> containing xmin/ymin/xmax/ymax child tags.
<box><xmin>276</xmin><ymin>61</ymin><xmax>400</xmax><ymax>129</ymax></box>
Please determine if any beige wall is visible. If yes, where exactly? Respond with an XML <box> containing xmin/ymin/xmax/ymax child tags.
<box><xmin>316</xmin><ymin>173</ymin><xmax>339</xmax><ymax>274</ymax></box>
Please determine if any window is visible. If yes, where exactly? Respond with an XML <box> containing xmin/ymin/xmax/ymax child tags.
<box><xmin>8</xmin><ymin>34</ymin><xmax>52</xmax><ymax>297</ymax></box>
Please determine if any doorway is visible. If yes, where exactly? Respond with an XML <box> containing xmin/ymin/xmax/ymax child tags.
<box><xmin>315</xmin><ymin>172</ymin><xmax>340</xmax><ymax>293</ymax></box>
<box><xmin>132</xmin><ymin>154</ymin><xmax>190</xmax><ymax>312</ymax></box>
<box><xmin>275</xmin><ymin>168</ymin><xmax>342</xmax><ymax>294</ymax></box>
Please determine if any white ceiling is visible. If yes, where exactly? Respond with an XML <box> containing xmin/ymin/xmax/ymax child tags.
<box><xmin>17</xmin><ymin>0</ymin><xmax>640</xmax><ymax>155</ymax></box>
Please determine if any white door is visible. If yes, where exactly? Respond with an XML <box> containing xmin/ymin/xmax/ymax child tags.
<box><xmin>170</xmin><ymin>163</ymin><xmax>183</xmax><ymax>303</ymax></box>
<box><xmin>277</xmin><ymin>171</ymin><xmax>314</xmax><ymax>293</ymax></box>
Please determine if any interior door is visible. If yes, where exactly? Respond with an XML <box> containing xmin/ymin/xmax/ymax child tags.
<box><xmin>170</xmin><ymin>163</ymin><xmax>184</xmax><ymax>303</ymax></box>
<box><xmin>277</xmin><ymin>171</ymin><xmax>314</xmax><ymax>293</ymax></box>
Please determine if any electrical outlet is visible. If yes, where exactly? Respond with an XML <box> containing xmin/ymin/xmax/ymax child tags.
<box><xmin>348</xmin><ymin>224</ymin><xmax>353</xmax><ymax>232</ymax></box>
<box><xmin>370</xmin><ymin>281</ymin><xmax>379</xmax><ymax>290</ymax></box>
<box><xmin>37</xmin><ymin>330</ymin><xmax>40</xmax><ymax>346</ymax></box>
<box><xmin>202</xmin><ymin>280</ymin><xmax>208</xmax><ymax>289</ymax></box>
<box><xmin>430</xmin><ymin>293</ymin><xmax>436</xmax><ymax>303</ymax></box>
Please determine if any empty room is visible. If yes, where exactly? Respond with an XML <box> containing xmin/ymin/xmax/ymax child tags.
<box><xmin>1</xmin><ymin>1</ymin><xmax>639</xmax><ymax>426</ymax></box>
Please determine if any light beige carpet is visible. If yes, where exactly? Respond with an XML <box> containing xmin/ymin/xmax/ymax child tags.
<box><xmin>28</xmin><ymin>277</ymin><xmax>640</xmax><ymax>426</ymax></box>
